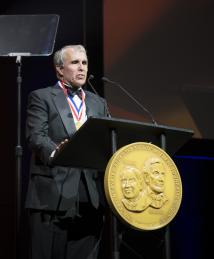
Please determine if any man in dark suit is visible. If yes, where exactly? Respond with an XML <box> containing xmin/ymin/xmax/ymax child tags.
<box><xmin>25</xmin><ymin>45</ymin><xmax>109</xmax><ymax>259</ymax></box>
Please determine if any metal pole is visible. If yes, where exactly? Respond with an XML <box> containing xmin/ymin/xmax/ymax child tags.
<box><xmin>160</xmin><ymin>133</ymin><xmax>171</xmax><ymax>259</ymax></box>
<box><xmin>110</xmin><ymin>129</ymin><xmax>120</xmax><ymax>259</ymax></box>
<box><xmin>15</xmin><ymin>55</ymin><xmax>23</xmax><ymax>259</ymax></box>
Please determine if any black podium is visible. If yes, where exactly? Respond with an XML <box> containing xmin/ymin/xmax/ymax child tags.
<box><xmin>52</xmin><ymin>116</ymin><xmax>193</xmax><ymax>259</ymax></box>
<box><xmin>52</xmin><ymin>116</ymin><xmax>193</xmax><ymax>169</ymax></box>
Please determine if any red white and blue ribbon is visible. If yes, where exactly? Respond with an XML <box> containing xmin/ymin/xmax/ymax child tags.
<box><xmin>58</xmin><ymin>81</ymin><xmax>87</xmax><ymax>128</ymax></box>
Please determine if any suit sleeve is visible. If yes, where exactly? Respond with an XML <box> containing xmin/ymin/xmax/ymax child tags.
<box><xmin>26</xmin><ymin>90</ymin><xmax>57</xmax><ymax>165</ymax></box>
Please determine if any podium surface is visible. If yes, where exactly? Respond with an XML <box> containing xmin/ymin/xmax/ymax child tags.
<box><xmin>52</xmin><ymin>116</ymin><xmax>194</xmax><ymax>170</ymax></box>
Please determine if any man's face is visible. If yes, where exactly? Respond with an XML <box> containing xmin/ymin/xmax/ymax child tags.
<box><xmin>121</xmin><ymin>169</ymin><xmax>141</xmax><ymax>199</ymax></box>
<box><xmin>148</xmin><ymin>163</ymin><xmax>165</xmax><ymax>193</ymax></box>
<box><xmin>58</xmin><ymin>47</ymin><xmax>88</xmax><ymax>87</ymax></box>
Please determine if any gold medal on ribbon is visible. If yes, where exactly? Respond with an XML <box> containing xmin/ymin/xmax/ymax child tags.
<box><xmin>104</xmin><ymin>142</ymin><xmax>182</xmax><ymax>231</ymax></box>
<box><xmin>75</xmin><ymin>120</ymin><xmax>82</xmax><ymax>130</ymax></box>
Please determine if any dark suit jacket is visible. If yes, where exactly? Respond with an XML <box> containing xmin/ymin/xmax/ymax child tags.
<box><xmin>25</xmin><ymin>83</ymin><xmax>108</xmax><ymax>215</ymax></box>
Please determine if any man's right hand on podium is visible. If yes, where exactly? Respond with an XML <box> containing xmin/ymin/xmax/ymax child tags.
<box><xmin>50</xmin><ymin>138</ymin><xmax>69</xmax><ymax>158</ymax></box>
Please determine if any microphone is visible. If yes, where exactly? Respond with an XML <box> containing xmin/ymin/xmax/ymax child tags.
<box><xmin>102</xmin><ymin>77</ymin><xmax>157</xmax><ymax>125</ymax></box>
<box><xmin>87</xmin><ymin>74</ymin><xmax>100</xmax><ymax>96</ymax></box>
<box><xmin>87</xmin><ymin>75</ymin><xmax>111</xmax><ymax>117</ymax></box>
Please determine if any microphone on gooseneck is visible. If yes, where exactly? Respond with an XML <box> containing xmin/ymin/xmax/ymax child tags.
<box><xmin>102</xmin><ymin>76</ymin><xmax>157</xmax><ymax>125</ymax></box>
<box><xmin>87</xmin><ymin>75</ymin><xmax>111</xmax><ymax>118</ymax></box>
<box><xmin>87</xmin><ymin>74</ymin><xmax>99</xmax><ymax>96</ymax></box>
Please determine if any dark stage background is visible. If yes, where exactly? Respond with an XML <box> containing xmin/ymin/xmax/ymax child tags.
<box><xmin>0</xmin><ymin>0</ymin><xmax>213</xmax><ymax>259</ymax></box>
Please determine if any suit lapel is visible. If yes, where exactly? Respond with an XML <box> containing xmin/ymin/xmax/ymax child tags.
<box><xmin>51</xmin><ymin>84</ymin><xmax>76</xmax><ymax>137</ymax></box>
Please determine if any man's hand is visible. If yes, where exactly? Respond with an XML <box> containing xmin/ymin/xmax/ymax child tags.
<box><xmin>50</xmin><ymin>138</ymin><xmax>69</xmax><ymax>159</ymax></box>
<box><xmin>56</xmin><ymin>138</ymin><xmax>69</xmax><ymax>152</ymax></box>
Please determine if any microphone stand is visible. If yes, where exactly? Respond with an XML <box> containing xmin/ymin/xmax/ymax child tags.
<box><xmin>9</xmin><ymin>52</ymin><xmax>30</xmax><ymax>258</ymax></box>
<box><xmin>102</xmin><ymin>77</ymin><xmax>157</xmax><ymax>125</ymax></box>
<box><xmin>87</xmin><ymin>75</ymin><xmax>111</xmax><ymax>117</ymax></box>
<box><xmin>87</xmin><ymin>75</ymin><xmax>100</xmax><ymax>96</ymax></box>
<box><xmin>16</xmin><ymin>55</ymin><xmax>23</xmax><ymax>240</ymax></box>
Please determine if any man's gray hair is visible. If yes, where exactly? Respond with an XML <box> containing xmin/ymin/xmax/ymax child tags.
<box><xmin>53</xmin><ymin>44</ymin><xmax>87</xmax><ymax>67</ymax></box>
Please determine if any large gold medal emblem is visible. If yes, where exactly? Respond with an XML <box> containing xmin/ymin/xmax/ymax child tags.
<box><xmin>104</xmin><ymin>142</ymin><xmax>182</xmax><ymax>231</ymax></box>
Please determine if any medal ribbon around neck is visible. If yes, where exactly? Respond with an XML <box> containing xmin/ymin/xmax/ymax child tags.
<box><xmin>58</xmin><ymin>80</ymin><xmax>85</xmax><ymax>122</ymax></box>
